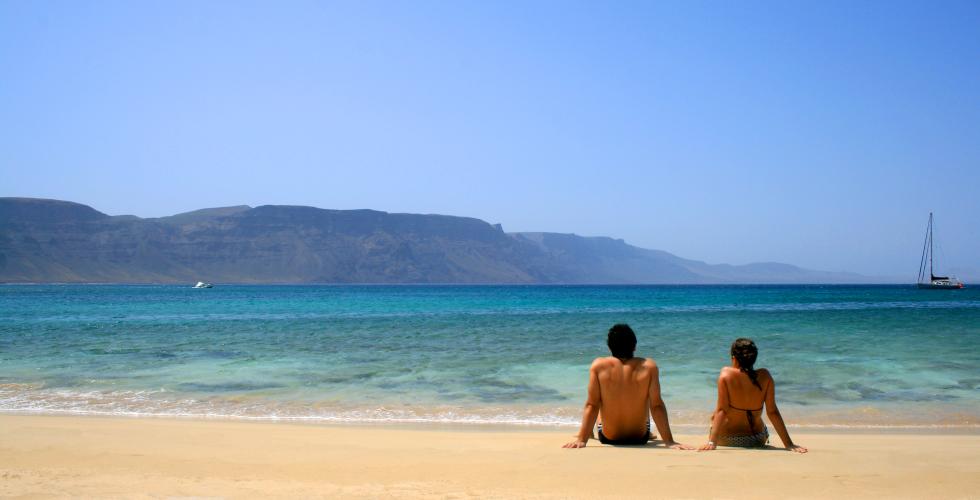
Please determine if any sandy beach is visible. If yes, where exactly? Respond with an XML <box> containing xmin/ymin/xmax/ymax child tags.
<box><xmin>1</xmin><ymin>415</ymin><xmax>977</xmax><ymax>498</ymax></box>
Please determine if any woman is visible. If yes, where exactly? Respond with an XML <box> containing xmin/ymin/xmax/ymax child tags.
<box><xmin>698</xmin><ymin>338</ymin><xmax>807</xmax><ymax>453</ymax></box>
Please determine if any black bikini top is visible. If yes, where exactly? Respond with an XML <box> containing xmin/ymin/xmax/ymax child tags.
<box><xmin>729</xmin><ymin>403</ymin><xmax>763</xmax><ymax>433</ymax></box>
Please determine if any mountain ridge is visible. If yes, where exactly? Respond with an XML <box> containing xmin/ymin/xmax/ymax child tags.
<box><xmin>0</xmin><ymin>197</ymin><xmax>877</xmax><ymax>284</ymax></box>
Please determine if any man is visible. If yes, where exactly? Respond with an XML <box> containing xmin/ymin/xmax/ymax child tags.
<box><xmin>563</xmin><ymin>324</ymin><xmax>688</xmax><ymax>449</ymax></box>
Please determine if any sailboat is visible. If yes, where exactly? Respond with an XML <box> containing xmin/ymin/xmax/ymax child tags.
<box><xmin>917</xmin><ymin>213</ymin><xmax>964</xmax><ymax>289</ymax></box>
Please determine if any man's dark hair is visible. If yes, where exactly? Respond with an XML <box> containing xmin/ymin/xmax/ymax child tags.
<box><xmin>607</xmin><ymin>323</ymin><xmax>637</xmax><ymax>359</ymax></box>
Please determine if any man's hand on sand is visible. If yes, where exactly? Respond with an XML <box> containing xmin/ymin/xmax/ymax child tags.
<box><xmin>665</xmin><ymin>441</ymin><xmax>694</xmax><ymax>450</ymax></box>
<box><xmin>562</xmin><ymin>440</ymin><xmax>587</xmax><ymax>449</ymax></box>
<box><xmin>787</xmin><ymin>444</ymin><xmax>808</xmax><ymax>453</ymax></box>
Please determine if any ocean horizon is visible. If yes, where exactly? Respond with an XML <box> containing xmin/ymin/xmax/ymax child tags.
<box><xmin>2</xmin><ymin>284</ymin><xmax>978</xmax><ymax>429</ymax></box>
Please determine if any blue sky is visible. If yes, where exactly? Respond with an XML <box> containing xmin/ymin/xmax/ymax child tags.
<box><xmin>2</xmin><ymin>0</ymin><xmax>978</xmax><ymax>278</ymax></box>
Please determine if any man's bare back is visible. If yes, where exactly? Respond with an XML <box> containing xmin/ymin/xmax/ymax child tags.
<box><xmin>564</xmin><ymin>324</ymin><xmax>688</xmax><ymax>449</ymax></box>
<box><xmin>590</xmin><ymin>356</ymin><xmax>656</xmax><ymax>440</ymax></box>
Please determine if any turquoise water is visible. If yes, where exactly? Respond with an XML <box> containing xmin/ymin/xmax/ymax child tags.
<box><xmin>1</xmin><ymin>285</ymin><xmax>978</xmax><ymax>428</ymax></box>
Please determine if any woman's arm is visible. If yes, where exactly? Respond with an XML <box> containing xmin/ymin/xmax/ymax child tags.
<box><xmin>764</xmin><ymin>371</ymin><xmax>807</xmax><ymax>453</ymax></box>
<box><xmin>699</xmin><ymin>371</ymin><xmax>729</xmax><ymax>451</ymax></box>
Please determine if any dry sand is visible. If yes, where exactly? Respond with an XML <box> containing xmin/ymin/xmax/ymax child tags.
<box><xmin>1</xmin><ymin>414</ymin><xmax>978</xmax><ymax>499</ymax></box>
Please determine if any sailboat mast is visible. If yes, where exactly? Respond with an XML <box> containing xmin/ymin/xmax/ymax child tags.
<box><xmin>929</xmin><ymin>212</ymin><xmax>934</xmax><ymax>278</ymax></box>
<box><xmin>918</xmin><ymin>214</ymin><xmax>930</xmax><ymax>283</ymax></box>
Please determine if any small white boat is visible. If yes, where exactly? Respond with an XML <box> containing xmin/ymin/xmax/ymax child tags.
<box><xmin>192</xmin><ymin>281</ymin><xmax>213</xmax><ymax>288</ymax></box>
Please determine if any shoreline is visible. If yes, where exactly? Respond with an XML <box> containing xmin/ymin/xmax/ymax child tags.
<box><xmin>3</xmin><ymin>409</ymin><xmax>979</xmax><ymax>434</ymax></box>
<box><xmin>3</xmin><ymin>413</ymin><xmax>979</xmax><ymax>498</ymax></box>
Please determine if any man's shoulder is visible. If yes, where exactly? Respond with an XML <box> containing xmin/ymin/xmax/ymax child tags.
<box><xmin>590</xmin><ymin>356</ymin><xmax>657</xmax><ymax>371</ymax></box>
<box><xmin>639</xmin><ymin>357</ymin><xmax>658</xmax><ymax>368</ymax></box>
<box><xmin>590</xmin><ymin>357</ymin><xmax>616</xmax><ymax>369</ymax></box>
<box><xmin>589</xmin><ymin>356</ymin><xmax>650</xmax><ymax>368</ymax></box>
<box><xmin>630</xmin><ymin>357</ymin><xmax>658</xmax><ymax>373</ymax></box>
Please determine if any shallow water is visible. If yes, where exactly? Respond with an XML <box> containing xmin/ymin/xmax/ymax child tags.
<box><xmin>1</xmin><ymin>284</ymin><xmax>978</xmax><ymax>428</ymax></box>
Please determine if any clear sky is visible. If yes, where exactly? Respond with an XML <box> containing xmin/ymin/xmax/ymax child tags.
<box><xmin>2</xmin><ymin>0</ymin><xmax>978</xmax><ymax>278</ymax></box>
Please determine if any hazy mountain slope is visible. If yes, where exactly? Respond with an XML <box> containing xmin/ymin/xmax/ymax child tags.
<box><xmin>1</xmin><ymin>198</ymin><xmax>873</xmax><ymax>284</ymax></box>
<box><xmin>512</xmin><ymin>232</ymin><xmax>704</xmax><ymax>283</ymax></box>
<box><xmin>512</xmin><ymin>232</ymin><xmax>871</xmax><ymax>284</ymax></box>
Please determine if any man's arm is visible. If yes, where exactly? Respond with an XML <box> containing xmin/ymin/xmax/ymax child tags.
<box><xmin>563</xmin><ymin>360</ymin><xmax>601</xmax><ymax>448</ymax></box>
<box><xmin>648</xmin><ymin>361</ymin><xmax>688</xmax><ymax>450</ymax></box>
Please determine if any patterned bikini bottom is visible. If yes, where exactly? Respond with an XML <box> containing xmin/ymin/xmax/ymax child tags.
<box><xmin>717</xmin><ymin>427</ymin><xmax>769</xmax><ymax>448</ymax></box>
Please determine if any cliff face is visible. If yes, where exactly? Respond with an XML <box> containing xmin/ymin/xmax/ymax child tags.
<box><xmin>0</xmin><ymin>198</ymin><xmax>869</xmax><ymax>284</ymax></box>
<box><xmin>155</xmin><ymin>205</ymin><xmax>555</xmax><ymax>283</ymax></box>
<box><xmin>0</xmin><ymin>199</ymin><xmax>553</xmax><ymax>283</ymax></box>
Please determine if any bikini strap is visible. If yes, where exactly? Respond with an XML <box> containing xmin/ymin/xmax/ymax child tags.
<box><xmin>728</xmin><ymin>404</ymin><xmax>763</xmax><ymax>412</ymax></box>
<box><xmin>729</xmin><ymin>404</ymin><xmax>763</xmax><ymax>434</ymax></box>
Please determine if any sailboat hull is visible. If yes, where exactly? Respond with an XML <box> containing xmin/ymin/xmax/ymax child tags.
<box><xmin>917</xmin><ymin>282</ymin><xmax>964</xmax><ymax>289</ymax></box>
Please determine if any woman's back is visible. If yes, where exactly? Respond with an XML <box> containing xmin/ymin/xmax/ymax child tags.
<box><xmin>720</xmin><ymin>366</ymin><xmax>771</xmax><ymax>435</ymax></box>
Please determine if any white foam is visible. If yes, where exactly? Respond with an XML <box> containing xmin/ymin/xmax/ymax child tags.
<box><xmin>1</xmin><ymin>386</ymin><xmax>978</xmax><ymax>429</ymax></box>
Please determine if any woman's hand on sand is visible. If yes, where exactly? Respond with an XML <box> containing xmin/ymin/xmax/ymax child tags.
<box><xmin>562</xmin><ymin>440</ymin><xmax>587</xmax><ymax>449</ymax></box>
<box><xmin>787</xmin><ymin>444</ymin><xmax>808</xmax><ymax>453</ymax></box>
<box><xmin>697</xmin><ymin>442</ymin><xmax>717</xmax><ymax>452</ymax></box>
